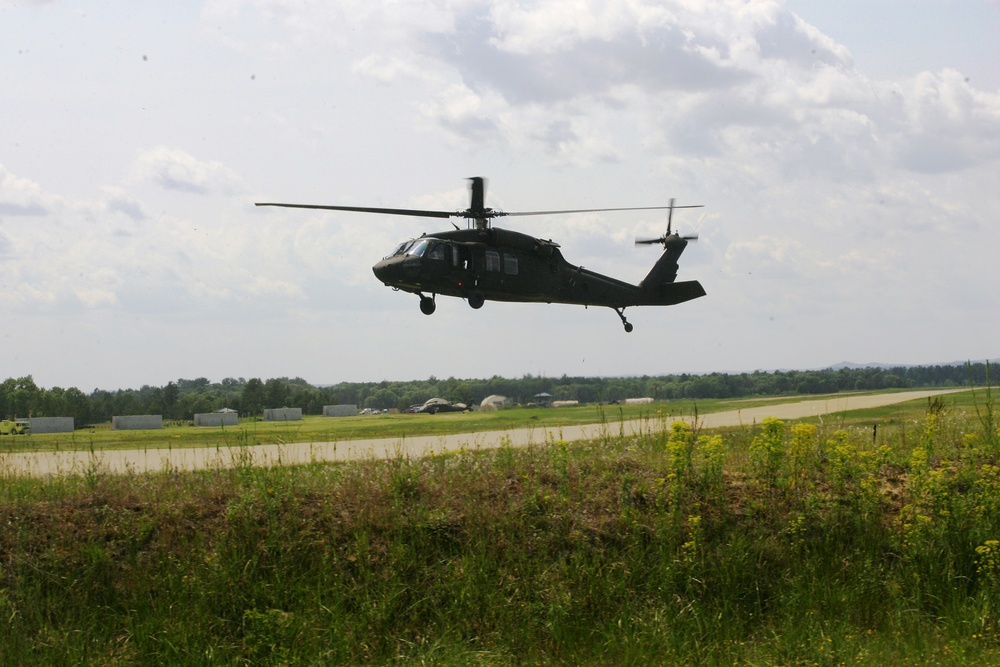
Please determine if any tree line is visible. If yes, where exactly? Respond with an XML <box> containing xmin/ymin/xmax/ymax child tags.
<box><xmin>0</xmin><ymin>362</ymin><xmax>994</xmax><ymax>427</ymax></box>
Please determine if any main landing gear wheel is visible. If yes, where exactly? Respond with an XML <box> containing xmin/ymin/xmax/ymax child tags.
<box><xmin>467</xmin><ymin>291</ymin><xmax>485</xmax><ymax>309</ymax></box>
<box><xmin>615</xmin><ymin>307</ymin><xmax>633</xmax><ymax>333</ymax></box>
<box><xmin>419</xmin><ymin>295</ymin><xmax>436</xmax><ymax>315</ymax></box>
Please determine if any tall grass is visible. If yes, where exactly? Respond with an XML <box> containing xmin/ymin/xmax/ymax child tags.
<box><xmin>2</xmin><ymin>401</ymin><xmax>1000</xmax><ymax>665</ymax></box>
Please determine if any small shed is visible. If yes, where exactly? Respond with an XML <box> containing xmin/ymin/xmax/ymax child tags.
<box><xmin>28</xmin><ymin>417</ymin><xmax>75</xmax><ymax>434</ymax></box>
<box><xmin>112</xmin><ymin>415</ymin><xmax>163</xmax><ymax>431</ymax></box>
<box><xmin>194</xmin><ymin>409</ymin><xmax>239</xmax><ymax>427</ymax></box>
<box><xmin>324</xmin><ymin>404</ymin><xmax>358</xmax><ymax>417</ymax></box>
<box><xmin>264</xmin><ymin>407</ymin><xmax>303</xmax><ymax>422</ymax></box>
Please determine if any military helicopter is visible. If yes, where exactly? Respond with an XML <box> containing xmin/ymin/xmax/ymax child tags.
<box><xmin>256</xmin><ymin>177</ymin><xmax>705</xmax><ymax>332</ymax></box>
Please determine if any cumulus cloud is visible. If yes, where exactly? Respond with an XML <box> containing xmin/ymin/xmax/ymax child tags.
<box><xmin>429</xmin><ymin>3</ymin><xmax>755</xmax><ymax>106</ymax></box>
<box><xmin>0</xmin><ymin>228</ymin><xmax>13</xmax><ymax>258</ymax></box>
<box><xmin>71</xmin><ymin>268</ymin><xmax>122</xmax><ymax>308</ymax></box>
<box><xmin>366</xmin><ymin>0</ymin><xmax>1000</xmax><ymax>183</ymax></box>
<box><xmin>380</xmin><ymin>3</ymin><xmax>828</xmax><ymax>168</ymax></box>
<box><xmin>81</xmin><ymin>187</ymin><xmax>148</xmax><ymax>222</ymax></box>
<box><xmin>131</xmin><ymin>146</ymin><xmax>244</xmax><ymax>195</ymax></box>
<box><xmin>889</xmin><ymin>69</ymin><xmax>1000</xmax><ymax>173</ymax></box>
<box><xmin>196</xmin><ymin>0</ymin><xmax>1000</xmax><ymax>182</ymax></box>
<box><xmin>757</xmin><ymin>10</ymin><xmax>851</xmax><ymax>68</ymax></box>
<box><xmin>0</xmin><ymin>165</ymin><xmax>60</xmax><ymax>216</ymax></box>
<box><xmin>353</xmin><ymin>54</ymin><xmax>425</xmax><ymax>85</ymax></box>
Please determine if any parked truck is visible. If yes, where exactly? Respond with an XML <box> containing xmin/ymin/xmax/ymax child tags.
<box><xmin>0</xmin><ymin>419</ymin><xmax>31</xmax><ymax>435</ymax></box>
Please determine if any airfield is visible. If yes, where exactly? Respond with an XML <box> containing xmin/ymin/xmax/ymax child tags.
<box><xmin>2</xmin><ymin>388</ymin><xmax>964</xmax><ymax>477</ymax></box>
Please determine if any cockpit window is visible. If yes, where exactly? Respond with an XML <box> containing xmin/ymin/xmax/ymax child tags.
<box><xmin>407</xmin><ymin>239</ymin><xmax>430</xmax><ymax>257</ymax></box>
<box><xmin>391</xmin><ymin>241</ymin><xmax>414</xmax><ymax>257</ymax></box>
<box><xmin>390</xmin><ymin>240</ymin><xmax>431</xmax><ymax>258</ymax></box>
<box><xmin>388</xmin><ymin>239</ymin><xmax>450</xmax><ymax>260</ymax></box>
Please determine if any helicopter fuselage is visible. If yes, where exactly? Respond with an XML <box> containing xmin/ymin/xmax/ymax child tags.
<box><xmin>372</xmin><ymin>226</ymin><xmax>705</xmax><ymax>330</ymax></box>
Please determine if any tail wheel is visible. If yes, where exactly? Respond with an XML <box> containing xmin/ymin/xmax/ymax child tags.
<box><xmin>615</xmin><ymin>307</ymin><xmax>633</xmax><ymax>333</ymax></box>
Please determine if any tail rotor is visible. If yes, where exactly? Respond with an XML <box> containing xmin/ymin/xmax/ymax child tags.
<box><xmin>635</xmin><ymin>198</ymin><xmax>703</xmax><ymax>247</ymax></box>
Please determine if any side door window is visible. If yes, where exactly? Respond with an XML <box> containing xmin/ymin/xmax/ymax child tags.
<box><xmin>453</xmin><ymin>245</ymin><xmax>471</xmax><ymax>271</ymax></box>
<box><xmin>427</xmin><ymin>242</ymin><xmax>446</xmax><ymax>261</ymax></box>
<box><xmin>485</xmin><ymin>250</ymin><xmax>501</xmax><ymax>272</ymax></box>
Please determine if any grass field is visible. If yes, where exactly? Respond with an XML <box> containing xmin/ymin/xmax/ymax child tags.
<box><xmin>2</xmin><ymin>387</ymin><xmax>999</xmax><ymax>665</ymax></box>
<box><xmin>0</xmin><ymin>397</ymin><xmax>768</xmax><ymax>453</ymax></box>
<box><xmin>0</xmin><ymin>390</ymin><xmax>950</xmax><ymax>454</ymax></box>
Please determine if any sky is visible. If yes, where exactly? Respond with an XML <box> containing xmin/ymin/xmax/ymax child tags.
<box><xmin>1</xmin><ymin>0</ymin><xmax>998</xmax><ymax>391</ymax></box>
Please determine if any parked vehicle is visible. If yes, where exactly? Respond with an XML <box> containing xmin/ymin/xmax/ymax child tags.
<box><xmin>415</xmin><ymin>398</ymin><xmax>469</xmax><ymax>414</ymax></box>
<box><xmin>0</xmin><ymin>419</ymin><xmax>31</xmax><ymax>435</ymax></box>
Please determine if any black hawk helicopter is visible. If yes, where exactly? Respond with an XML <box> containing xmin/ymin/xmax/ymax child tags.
<box><xmin>256</xmin><ymin>177</ymin><xmax>705</xmax><ymax>332</ymax></box>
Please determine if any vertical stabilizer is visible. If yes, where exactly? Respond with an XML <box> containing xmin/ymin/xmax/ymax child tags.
<box><xmin>639</xmin><ymin>235</ymin><xmax>687</xmax><ymax>288</ymax></box>
<box><xmin>638</xmin><ymin>235</ymin><xmax>705</xmax><ymax>305</ymax></box>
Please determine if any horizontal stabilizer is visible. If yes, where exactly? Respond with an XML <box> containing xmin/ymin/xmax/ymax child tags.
<box><xmin>648</xmin><ymin>280</ymin><xmax>706</xmax><ymax>306</ymax></box>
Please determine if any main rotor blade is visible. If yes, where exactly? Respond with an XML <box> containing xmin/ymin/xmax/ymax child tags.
<box><xmin>254</xmin><ymin>203</ymin><xmax>455</xmax><ymax>219</ymax></box>
<box><xmin>503</xmin><ymin>204</ymin><xmax>703</xmax><ymax>217</ymax></box>
<box><xmin>468</xmin><ymin>177</ymin><xmax>487</xmax><ymax>212</ymax></box>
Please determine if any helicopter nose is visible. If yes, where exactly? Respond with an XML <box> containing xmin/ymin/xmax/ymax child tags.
<box><xmin>372</xmin><ymin>258</ymin><xmax>393</xmax><ymax>284</ymax></box>
<box><xmin>373</xmin><ymin>257</ymin><xmax>418</xmax><ymax>285</ymax></box>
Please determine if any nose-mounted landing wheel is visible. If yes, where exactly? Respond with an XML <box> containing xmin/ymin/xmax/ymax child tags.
<box><xmin>614</xmin><ymin>307</ymin><xmax>633</xmax><ymax>333</ymax></box>
<box><xmin>419</xmin><ymin>294</ymin><xmax>436</xmax><ymax>315</ymax></box>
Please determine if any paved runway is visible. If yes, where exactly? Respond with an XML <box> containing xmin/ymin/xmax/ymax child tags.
<box><xmin>1</xmin><ymin>389</ymin><xmax>965</xmax><ymax>477</ymax></box>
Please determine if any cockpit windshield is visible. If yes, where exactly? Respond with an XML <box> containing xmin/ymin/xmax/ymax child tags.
<box><xmin>389</xmin><ymin>241</ymin><xmax>411</xmax><ymax>257</ymax></box>
<box><xmin>408</xmin><ymin>240</ymin><xmax>430</xmax><ymax>257</ymax></box>
<box><xmin>389</xmin><ymin>239</ymin><xmax>431</xmax><ymax>258</ymax></box>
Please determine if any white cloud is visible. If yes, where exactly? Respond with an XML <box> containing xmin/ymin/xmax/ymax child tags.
<box><xmin>487</xmin><ymin>0</ymin><xmax>648</xmax><ymax>54</ymax></box>
<box><xmin>0</xmin><ymin>165</ymin><xmax>61</xmax><ymax>216</ymax></box>
<box><xmin>352</xmin><ymin>54</ymin><xmax>424</xmax><ymax>85</ymax></box>
<box><xmin>131</xmin><ymin>146</ymin><xmax>244</xmax><ymax>195</ymax></box>
<box><xmin>0</xmin><ymin>228</ymin><xmax>13</xmax><ymax>258</ymax></box>
<box><xmin>79</xmin><ymin>187</ymin><xmax>148</xmax><ymax>222</ymax></box>
<box><xmin>890</xmin><ymin>69</ymin><xmax>1000</xmax><ymax>173</ymax></box>
<box><xmin>372</xmin><ymin>1</ymin><xmax>1000</xmax><ymax>189</ymax></box>
<box><xmin>71</xmin><ymin>268</ymin><xmax>122</xmax><ymax>308</ymax></box>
